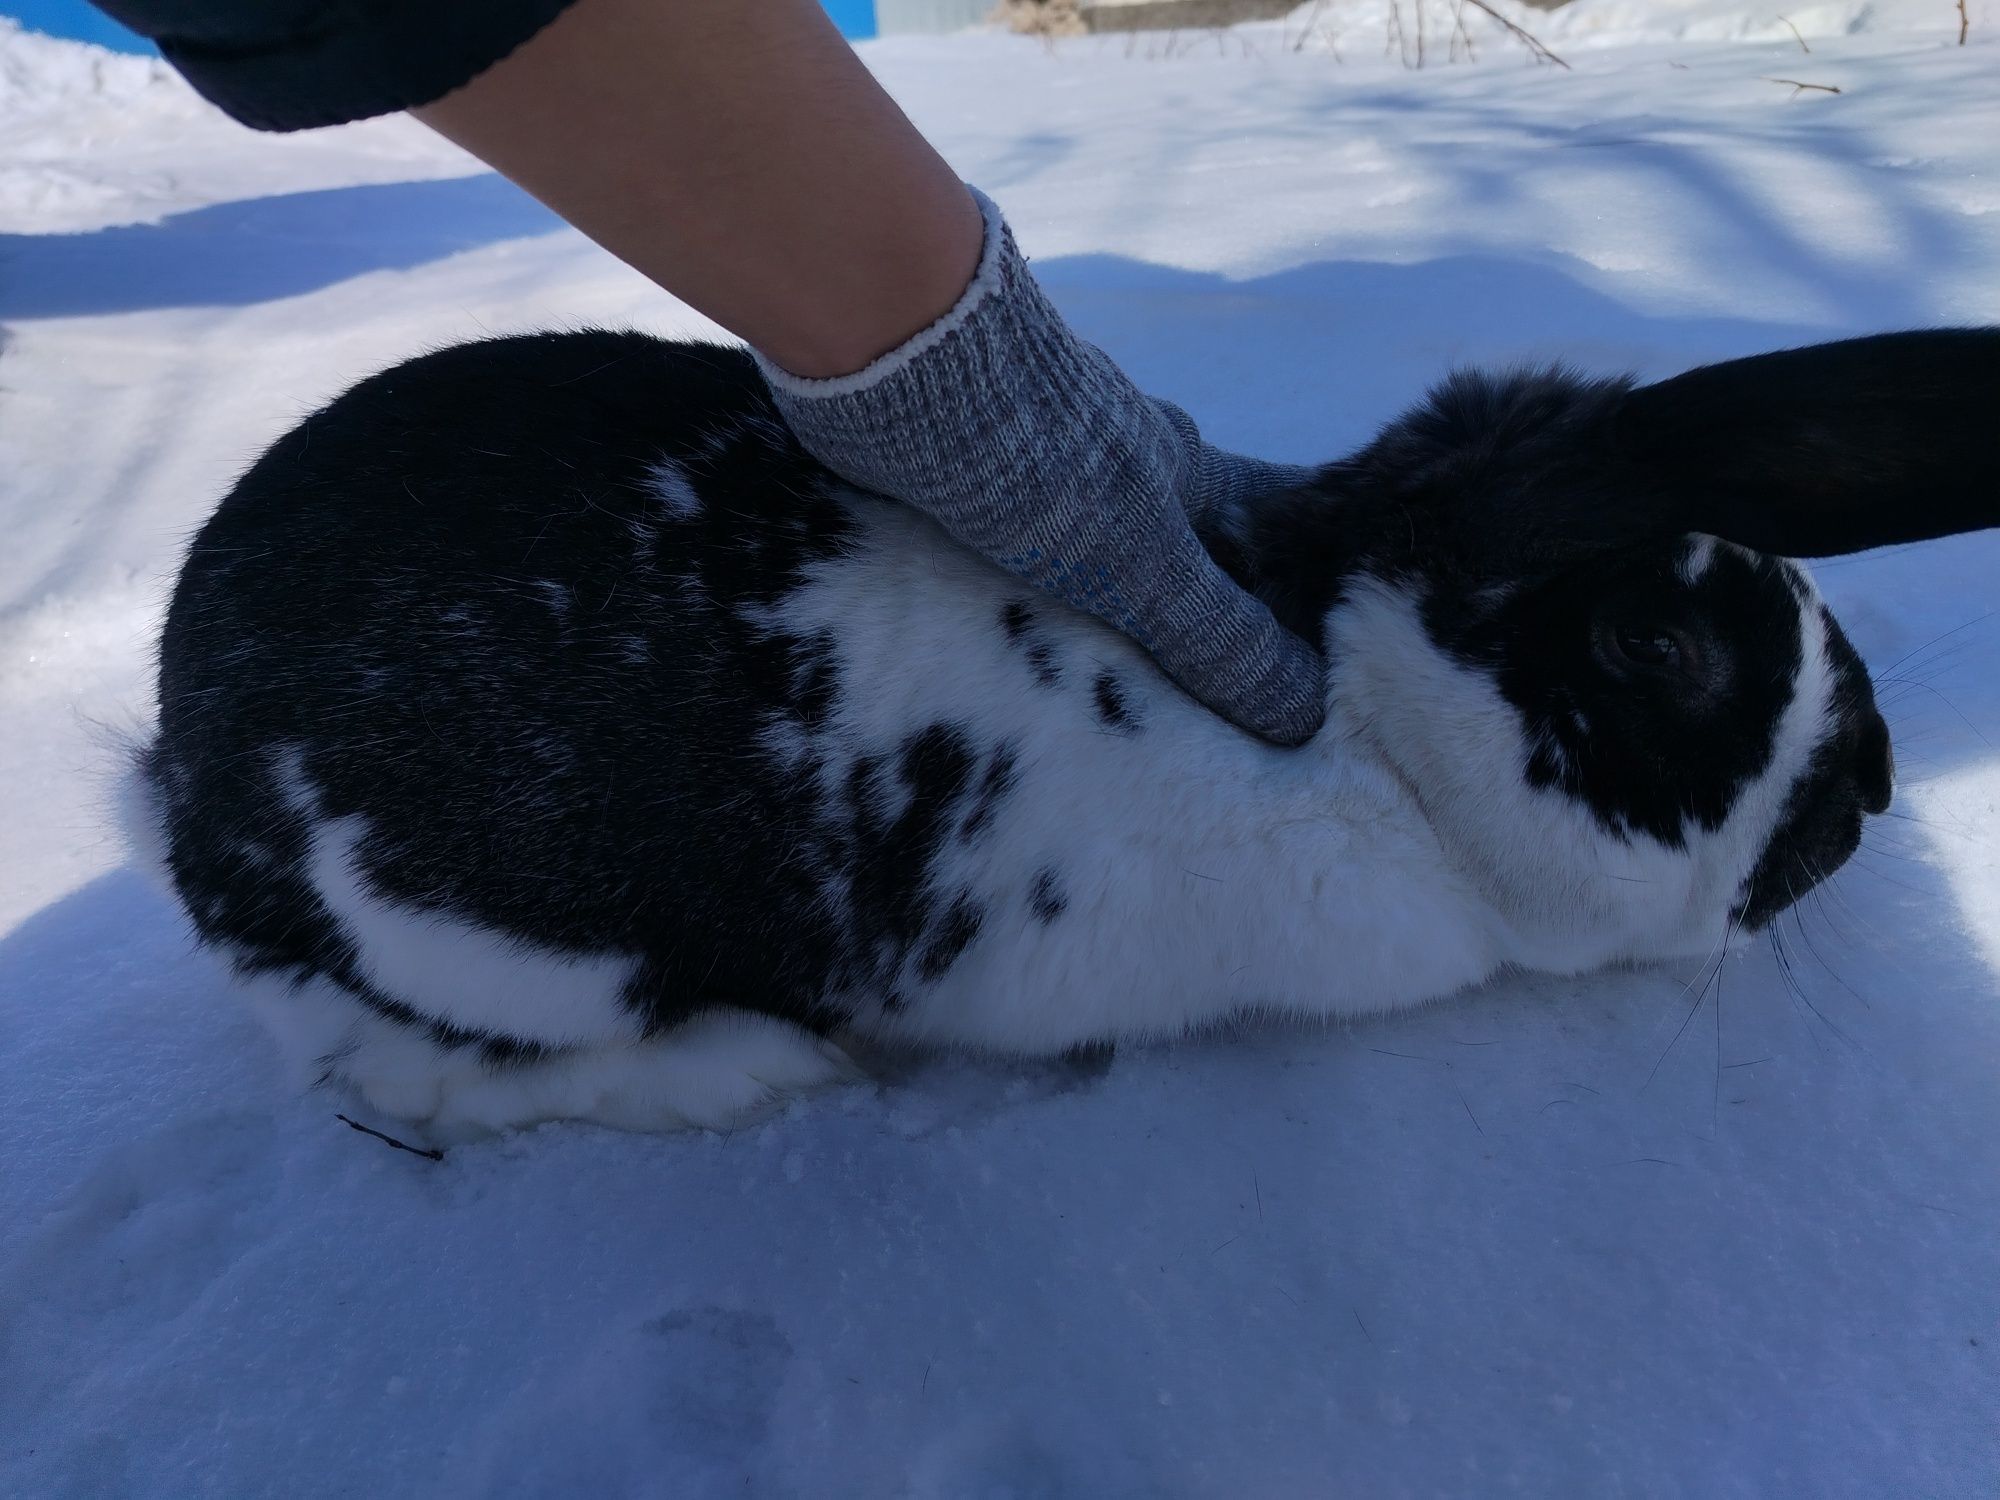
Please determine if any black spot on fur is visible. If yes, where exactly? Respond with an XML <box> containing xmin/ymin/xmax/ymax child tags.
<box><xmin>1001</xmin><ymin>598</ymin><xmax>1062</xmax><ymax>686</ymax></box>
<box><xmin>1092</xmin><ymin>672</ymin><xmax>1139</xmax><ymax>733</ymax></box>
<box><xmin>1028</xmin><ymin>867</ymin><xmax>1068</xmax><ymax>924</ymax></box>
<box><xmin>838</xmin><ymin>727</ymin><xmax>977</xmax><ymax>965</ymax></box>
<box><xmin>959</xmin><ymin>744</ymin><xmax>1019</xmax><ymax>844</ymax></box>
<box><xmin>918</xmin><ymin>892</ymin><xmax>985</xmax><ymax>981</ymax></box>
<box><xmin>825</xmin><ymin>723</ymin><xmax>1005</xmax><ymax>998</ymax></box>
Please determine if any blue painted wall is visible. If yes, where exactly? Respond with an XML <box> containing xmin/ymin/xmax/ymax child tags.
<box><xmin>820</xmin><ymin>0</ymin><xmax>880</xmax><ymax>38</ymax></box>
<box><xmin>6</xmin><ymin>1</ymin><xmax>154</xmax><ymax>52</ymax></box>
<box><xmin>1</xmin><ymin>1</ymin><xmax>881</xmax><ymax>50</ymax></box>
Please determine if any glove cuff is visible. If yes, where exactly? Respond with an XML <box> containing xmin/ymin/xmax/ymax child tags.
<box><xmin>754</xmin><ymin>186</ymin><xmax>1012</xmax><ymax>402</ymax></box>
<box><xmin>754</xmin><ymin>186</ymin><xmax>1186</xmax><ymax>564</ymax></box>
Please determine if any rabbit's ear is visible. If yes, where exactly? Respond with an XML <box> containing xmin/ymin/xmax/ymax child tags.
<box><xmin>1615</xmin><ymin>329</ymin><xmax>2000</xmax><ymax>557</ymax></box>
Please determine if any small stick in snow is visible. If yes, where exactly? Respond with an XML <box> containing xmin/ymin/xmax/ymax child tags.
<box><xmin>1958</xmin><ymin>0</ymin><xmax>1970</xmax><ymax>44</ymax></box>
<box><xmin>1777</xmin><ymin>15</ymin><xmax>1811</xmax><ymax>53</ymax></box>
<box><xmin>336</xmin><ymin>1113</ymin><xmax>445</xmax><ymax>1162</ymax></box>
<box><xmin>1762</xmin><ymin>77</ymin><xmax>1843</xmax><ymax>96</ymax></box>
<box><xmin>1455</xmin><ymin>1086</ymin><xmax>1485</xmax><ymax>1137</ymax></box>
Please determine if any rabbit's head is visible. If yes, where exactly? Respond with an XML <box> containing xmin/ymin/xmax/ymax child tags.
<box><xmin>1219</xmin><ymin>330</ymin><xmax>1999</xmax><ymax>970</ymax></box>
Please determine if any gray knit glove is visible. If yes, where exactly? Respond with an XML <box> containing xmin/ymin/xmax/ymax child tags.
<box><xmin>753</xmin><ymin>187</ymin><xmax>1326</xmax><ymax>747</ymax></box>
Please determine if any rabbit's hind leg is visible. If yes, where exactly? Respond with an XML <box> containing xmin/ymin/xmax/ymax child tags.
<box><xmin>247</xmin><ymin>972</ymin><xmax>864</xmax><ymax>1138</ymax></box>
<box><xmin>412</xmin><ymin>1010</ymin><xmax>867</xmax><ymax>1137</ymax></box>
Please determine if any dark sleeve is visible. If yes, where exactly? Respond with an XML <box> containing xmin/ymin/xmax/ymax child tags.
<box><xmin>89</xmin><ymin>1</ymin><xmax>582</xmax><ymax>132</ymax></box>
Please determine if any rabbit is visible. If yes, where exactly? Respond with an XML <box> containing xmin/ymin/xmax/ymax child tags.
<box><xmin>123</xmin><ymin>327</ymin><xmax>2000</xmax><ymax>1136</ymax></box>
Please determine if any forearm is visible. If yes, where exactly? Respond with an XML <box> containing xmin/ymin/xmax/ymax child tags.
<box><xmin>415</xmin><ymin>0</ymin><xmax>982</xmax><ymax>379</ymax></box>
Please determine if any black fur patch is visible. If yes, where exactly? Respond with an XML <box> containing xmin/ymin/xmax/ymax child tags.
<box><xmin>917</xmin><ymin>892</ymin><xmax>985</xmax><ymax>981</ymax></box>
<box><xmin>1617</xmin><ymin>328</ymin><xmax>2000</xmax><ymax>557</ymax></box>
<box><xmin>1001</xmin><ymin>597</ymin><xmax>1063</xmax><ymax>686</ymax></box>
<box><xmin>1028</xmin><ymin>868</ymin><xmax>1068</xmax><ymax>924</ymax></box>
<box><xmin>1445</xmin><ymin>545</ymin><xmax>1804</xmax><ymax>846</ymax></box>
<box><xmin>833</xmin><ymin>725</ymin><xmax>980</xmax><ymax>991</ymax></box>
<box><xmin>959</xmin><ymin>744</ymin><xmax>1020</xmax><ymax>845</ymax></box>
<box><xmin>1092</xmin><ymin>672</ymin><xmax>1139</xmax><ymax>733</ymax></box>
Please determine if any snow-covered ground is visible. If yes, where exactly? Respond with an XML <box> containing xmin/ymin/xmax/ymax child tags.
<box><xmin>4</xmin><ymin>4</ymin><xmax>1998</xmax><ymax>1494</ymax></box>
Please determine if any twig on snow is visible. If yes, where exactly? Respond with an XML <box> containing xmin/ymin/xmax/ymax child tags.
<box><xmin>1762</xmin><ymin>76</ymin><xmax>1842</xmax><ymax>96</ymax></box>
<box><xmin>337</xmin><ymin>1113</ymin><xmax>445</xmax><ymax>1161</ymax></box>
<box><xmin>1777</xmin><ymin>15</ymin><xmax>1811</xmax><ymax>52</ymax></box>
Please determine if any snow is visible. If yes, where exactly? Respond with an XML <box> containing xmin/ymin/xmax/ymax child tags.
<box><xmin>4</xmin><ymin>6</ymin><xmax>1998</xmax><ymax>1494</ymax></box>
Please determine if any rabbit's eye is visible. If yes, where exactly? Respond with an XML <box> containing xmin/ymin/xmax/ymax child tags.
<box><xmin>1615</xmin><ymin>629</ymin><xmax>1681</xmax><ymax>668</ymax></box>
<box><xmin>1596</xmin><ymin>617</ymin><xmax>1699</xmax><ymax>681</ymax></box>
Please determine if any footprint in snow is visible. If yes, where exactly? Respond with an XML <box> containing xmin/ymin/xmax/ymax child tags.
<box><xmin>462</xmin><ymin>1305</ymin><xmax>793</xmax><ymax>1499</ymax></box>
<box><xmin>0</xmin><ymin>1111</ymin><xmax>280</xmax><ymax>1429</ymax></box>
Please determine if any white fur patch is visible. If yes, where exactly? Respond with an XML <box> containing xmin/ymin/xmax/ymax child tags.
<box><xmin>1678</xmin><ymin>535</ymin><xmax>1720</xmax><ymax>583</ymax></box>
<box><xmin>417</xmin><ymin>1011</ymin><xmax>861</xmax><ymax>1136</ymax></box>
<box><xmin>231</xmin><ymin>959</ymin><xmax>856</xmax><ymax>1137</ymax></box>
<box><xmin>1677</xmin><ymin>533</ymin><xmax>1759</xmax><ymax>585</ymax></box>
<box><xmin>650</xmin><ymin>460</ymin><xmax>702</xmax><ymax>519</ymax></box>
<box><xmin>533</xmin><ymin>579</ymin><xmax>572</xmax><ymax>618</ymax></box>
<box><xmin>1715</xmin><ymin>571</ymin><xmax>1834</xmax><ymax>909</ymax></box>
<box><xmin>272</xmin><ymin>756</ymin><xmax>643</xmax><ymax>1049</ymax></box>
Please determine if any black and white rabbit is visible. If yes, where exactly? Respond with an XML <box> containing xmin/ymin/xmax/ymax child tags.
<box><xmin>125</xmin><ymin>328</ymin><xmax>2000</xmax><ymax>1134</ymax></box>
